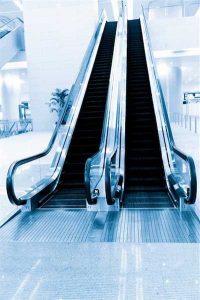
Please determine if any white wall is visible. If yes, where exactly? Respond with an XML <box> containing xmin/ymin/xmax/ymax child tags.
<box><xmin>126</xmin><ymin>0</ymin><xmax>150</xmax><ymax>20</ymax></box>
<box><xmin>149</xmin><ymin>16</ymin><xmax>200</xmax><ymax>51</ymax></box>
<box><xmin>98</xmin><ymin>0</ymin><xmax>119</xmax><ymax>21</ymax></box>
<box><xmin>0</xmin><ymin>68</ymin><xmax>29</xmax><ymax>120</ymax></box>
<box><xmin>23</xmin><ymin>0</ymin><xmax>99</xmax><ymax>131</ymax></box>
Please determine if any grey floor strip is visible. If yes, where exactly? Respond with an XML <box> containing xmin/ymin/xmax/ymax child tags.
<box><xmin>0</xmin><ymin>208</ymin><xmax>200</xmax><ymax>243</ymax></box>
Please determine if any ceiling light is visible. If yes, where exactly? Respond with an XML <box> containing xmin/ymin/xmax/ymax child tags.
<box><xmin>154</xmin><ymin>48</ymin><xmax>200</xmax><ymax>58</ymax></box>
<box><xmin>1</xmin><ymin>61</ymin><xmax>27</xmax><ymax>70</ymax></box>
<box><xmin>14</xmin><ymin>0</ymin><xmax>23</xmax><ymax>11</ymax></box>
<box><xmin>157</xmin><ymin>63</ymin><xmax>170</xmax><ymax>76</ymax></box>
<box><xmin>181</xmin><ymin>66</ymin><xmax>187</xmax><ymax>71</ymax></box>
<box><xmin>4</xmin><ymin>74</ymin><xmax>23</xmax><ymax>88</ymax></box>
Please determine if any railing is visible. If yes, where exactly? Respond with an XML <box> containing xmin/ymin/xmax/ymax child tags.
<box><xmin>141</xmin><ymin>6</ymin><xmax>197</xmax><ymax>205</ymax></box>
<box><xmin>0</xmin><ymin>17</ymin><xmax>23</xmax><ymax>39</ymax></box>
<box><xmin>6</xmin><ymin>11</ymin><xmax>107</xmax><ymax>207</ymax></box>
<box><xmin>171</xmin><ymin>112</ymin><xmax>200</xmax><ymax>134</ymax></box>
<box><xmin>0</xmin><ymin>119</ymin><xmax>33</xmax><ymax>139</ymax></box>
<box><xmin>0</xmin><ymin>16</ymin><xmax>12</xmax><ymax>23</ymax></box>
<box><xmin>105</xmin><ymin>4</ymin><xmax>127</xmax><ymax>206</ymax></box>
<box><xmin>85</xmin><ymin>1</ymin><xmax>127</xmax><ymax>206</ymax></box>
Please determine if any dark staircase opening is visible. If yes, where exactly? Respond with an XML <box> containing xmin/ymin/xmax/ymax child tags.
<box><xmin>42</xmin><ymin>22</ymin><xmax>117</xmax><ymax>209</ymax></box>
<box><xmin>123</xmin><ymin>19</ymin><xmax>174</xmax><ymax>209</ymax></box>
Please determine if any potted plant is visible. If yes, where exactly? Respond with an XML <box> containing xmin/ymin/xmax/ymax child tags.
<box><xmin>47</xmin><ymin>88</ymin><xmax>69</xmax><ymax>122</ymax></box>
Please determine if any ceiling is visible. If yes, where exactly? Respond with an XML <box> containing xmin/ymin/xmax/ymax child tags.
<box><xmin>0</xmin><ymin>0</ymin><xmax>20</xmax><ymax>19</ymax></box>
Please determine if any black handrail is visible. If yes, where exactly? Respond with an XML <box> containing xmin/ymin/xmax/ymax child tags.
<box><xmin>84</xmin><ymin>158</ymin><xmax>97</xmax><ymax>205</ymax></box>
<box><xmin>141</xmin><ymin>7</ymin><xmax>197</xmax><ymax>204</ymax></box>
<box><xmin>6</xmin><ymin>94</ymin><xmax>72</xmax><ymax>205</ymax></box>
<box><xmin>105</xmin><ymin>92</ymin><xmax>123</xmax><ymax>205</ymax></box>
<box><xmin>105</xmin><ymin>149</ymin><xmax>118</xmax><ymax>205</ymax></box>
<box><xmin>6</xmin><ymin>12</ymin><xmax>106</xmax><ymax>206</ymax></box>
<box><xmin>84</xmin><ymin>104</ymin><xmax>111</xmax><ymax>204</ymax></box>
<box><xmin>172</xmin><ymin>149</ymin><xmax>197</xmax><ymax>204</ymax></box>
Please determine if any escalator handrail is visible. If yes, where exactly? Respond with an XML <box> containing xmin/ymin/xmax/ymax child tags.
<box><xmin>85</xmin><ymin>2</ymin><xmax>127</xmax><ymax>205</ymax></box>
<box><xmin>105</xmin><ymin>3</ymin><xmax>127</xmax><ymax>205</ymax></box>
<box><xmin>0</xmin><ymin>17</ymin><xmax>23</xmax><ymax>31</ymax></box>
<box><xmin>85</xmin><ymin>19</ymin><xmax>119</xmax><ymax>203</ymax></box>
<box><xmin>6</xmin><ymin>11</ymin><xmax>107</xmax><ymax>206</ymax></box>
<box><xmin>105</xmin><ymin>108</ymin><xmax>122</xmax><ymax>205</ymax></box>
<box><xmin>141</xmin><ymin>6</ymin><xmax>197</xmax><ymax>204</ymax></box>
<box><xmin>84</xmin><ymin>23</ymin><xmax>118</xmax><ymax>204</ymax></box>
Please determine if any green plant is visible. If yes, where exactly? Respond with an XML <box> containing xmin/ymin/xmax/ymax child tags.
<box><xmin>47</xmin><ymin>88</ymin><xmax>69</xmax><ymax>118</ymax></box>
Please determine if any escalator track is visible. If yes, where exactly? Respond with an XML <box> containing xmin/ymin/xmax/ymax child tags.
<box><xmin>42</xmin><ymin>22</ymin><xmax>117</xmax><ymax>209</ymax></box>
<box><xmin>123</xmin><ymin>20</ymin><xmax>174</xmax><ymax>209</ymax></box>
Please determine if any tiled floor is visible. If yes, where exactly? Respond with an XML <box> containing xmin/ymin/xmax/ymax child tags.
<box><xmin>0</xmin><ymin>242</ymin><xmax>199</xmax><ymax>299</ymax></box>
<box><xmin>0</xmin><ymin>128</ymin><xmax>199</xmax><ymax>299</ymax></box>
<box><xmin>0</xmin><ymin>208</ymin><xmax>200</xmax><ymax>299</ymax></box>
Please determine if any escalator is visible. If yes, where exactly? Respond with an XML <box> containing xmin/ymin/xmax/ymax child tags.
<box><xmin>0</xmin><ymin>18</ymin><xmax>24</xmax><ymax>69</ymax></box>
<box><xmin>123</xmin><ymin>20</ymin><xmax>174</xmax><ymax>208</ymax></box>
<box><xmin>42</xmin><ymin>22</ymin><xmax>117</xmax><ymax>209</ymax></box>
<box><xmin>6</xmin><ymin>11</ymin><xmax>196</xmax><ymax>212</ymax></box>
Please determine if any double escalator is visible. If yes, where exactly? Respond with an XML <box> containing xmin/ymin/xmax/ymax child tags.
<box><xmin>6</xmin><ymin>16</ymin><xmax>196</xmax><ymax>212</ymax></box>
<box><xmin>123</xmin><ymin>20</ymin><xmax>174</xmax><ymax>208</ymax></box>
<box><xmin>42</xmin><ymin>22</ymin><xmax>117</xmax><ymax>209</ymax></box>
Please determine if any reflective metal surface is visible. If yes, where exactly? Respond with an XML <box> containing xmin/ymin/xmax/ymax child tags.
<box><xmin>140</xmin><ymin>8</ymin><xmax>197</xmax><ymax>205</ymax></box>
<box><xmin>105</xmin><ymin>2</ymin><xmax>127</xmax><ymax>206</ymax></box>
